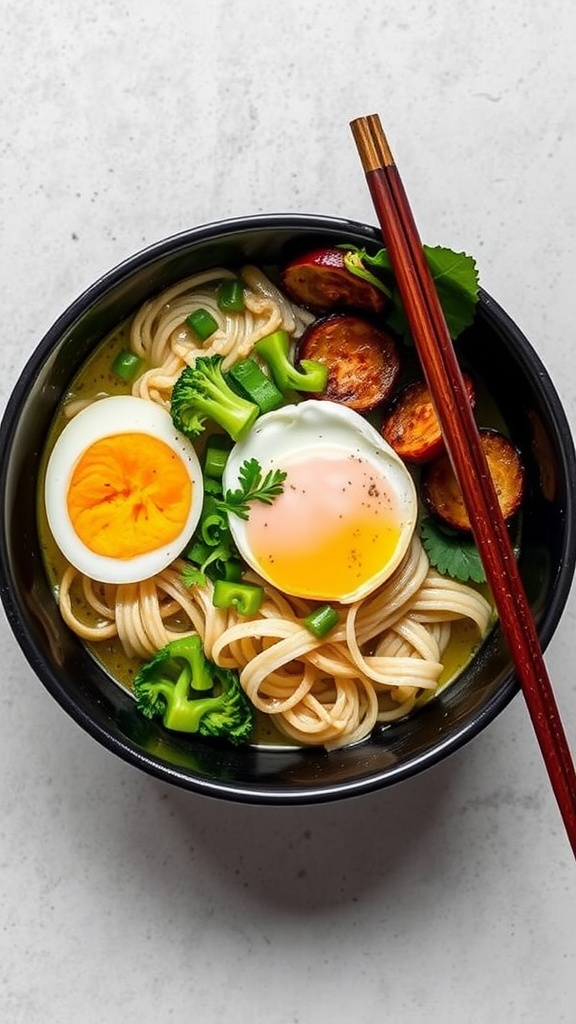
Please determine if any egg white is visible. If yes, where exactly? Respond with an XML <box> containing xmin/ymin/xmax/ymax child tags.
<box><xmin>44</xmin><ymin>395</ymin><xmax>203</xmax><ymax>584</ymax></box>
<box><xmin>223</xmin><ymin>400</ymin><xmax>418</xmax><ymax>603</ymax></box>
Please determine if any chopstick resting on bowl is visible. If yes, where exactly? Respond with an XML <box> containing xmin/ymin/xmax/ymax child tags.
<box><xmin>350</xmin><ymin>113</ymin><xmax>576</xmax><ymax>856</ymax></box>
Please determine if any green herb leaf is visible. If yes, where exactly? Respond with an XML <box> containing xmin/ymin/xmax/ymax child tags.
<box><xmin>420</xmin><ymin>516</ymin><xmax>486</xmax><ymax>583</ymax></box>
<box><xmin>181</xmin><ymin>563</ymin><xmax>208</xmax><ymax>588</ymax></box>
<box><xmin>182</xmin><ymin>534</ymin><xmax>236</xmax><ymax>588</ymax></box>
<box><xmin>217</xmin><ymin>457</ymin><xmax>287</xmax><ymax>521</ymax></box>
<box><xmin>422</xmin><ymin>246</ymin><xmax>480</xmax><ymax>339</ymax></box>
<box><xmin>342</xmin><ymin>243</ymin><xmax>479</xmax><ymax>343</ymax></box>
<box><xmin>342</xmin><ymin>250</ymin><xmax>391</xmax><ymax>298</ymax></box>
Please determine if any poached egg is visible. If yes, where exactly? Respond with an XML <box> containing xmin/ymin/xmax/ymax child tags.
<box><xmin>223</xmin><ymin>400</ymin><xmax>418</xmax><ymax>604</ymax></box>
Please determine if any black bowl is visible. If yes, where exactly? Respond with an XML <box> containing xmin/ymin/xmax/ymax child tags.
<box><xmin>1</xmin><ymin>214</ymin><xmax>575</xmax><ymax>804</ymax></box>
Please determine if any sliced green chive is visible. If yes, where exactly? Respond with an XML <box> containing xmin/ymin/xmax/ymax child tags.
<box><xmin>217</xmin><ymin>278</ymin><xmax>245</xmax><ymax>313</ymax></box>
<box><xmin>303</xmin><ymin>605</ymin><xmax>340</xmax><ymax>638</ymax></box>
<box><xmin>185</xmin><ymin>538</ymin><xmax>212</xmax><ymax>565</ymax></box>
<box><xmin>212</xmin><ymin>579</ymin><xmax>264</xmax><ymax>616</ymax></box>
<box><xmin>227</xmin><ymin>358</ymin><xmax>284</xmax><ymax>414</ymax></box>
<box><xmin>186</xmin><ymin>308</ymin><xmax>219</xmax><ymax>342</ymax></box>
<box><xmin>221</xmin><ymin>559</ymin><xmax>244</xmax><ymax>582</ymax></box>
<box><xmin>111</xmin><ymin>349</ymin><xmax>144</xmax><ymax>382</ymax></box>
<box><xmin>204</xmin><ymin>439</ymin><xmax>231</xmax><ymax>480</ymax></box>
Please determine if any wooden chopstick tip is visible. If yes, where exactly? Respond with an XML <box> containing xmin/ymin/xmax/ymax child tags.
<box><xmin>350</xmin><ymin>114</ymin><xmax>394</xmax><ymax>172</ymax></box>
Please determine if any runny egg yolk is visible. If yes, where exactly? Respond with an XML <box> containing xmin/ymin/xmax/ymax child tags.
<box><xmin>245</xmin><ymin>453</ymin><xmax>403</xmax><ymax>601</ymax></box>
<box><xmin>66</xmin><ymin>432</ymin><xmax>192</xmax><ymax>559</ymax></box>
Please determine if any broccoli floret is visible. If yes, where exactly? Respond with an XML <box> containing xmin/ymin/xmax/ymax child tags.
<box><xmin>171</xmin><ymin>355</ymin><xmax>259</xmax><ymax>441</ymax></box>
<box><xmin>254</xmin><ymin>330</ymin><xmax>328</xmax><ymax>393</ymax></box>
<box><xmin>133</xmin><ymin>634</ymin><xmax>253</xmax><ymax>744</ymax></box>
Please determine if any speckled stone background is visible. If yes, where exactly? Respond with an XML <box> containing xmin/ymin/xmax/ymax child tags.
<box><xmin>1</xmin><ymin>3</ymin><xmax>575</xmax><ymax>1022</ymax></box>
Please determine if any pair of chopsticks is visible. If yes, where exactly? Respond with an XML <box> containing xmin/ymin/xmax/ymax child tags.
<box><xmin>351</xmin><ymin>114</ymin><xmax>576</xmax><ymax>856</ymax></box>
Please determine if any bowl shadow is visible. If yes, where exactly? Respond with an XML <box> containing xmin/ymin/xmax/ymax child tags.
<box><xmin>150</xmin><ymin>750</ymin><xmax>470</xmax><ymax>915</ymax></box>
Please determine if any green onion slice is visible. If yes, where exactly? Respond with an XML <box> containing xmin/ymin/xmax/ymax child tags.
<box><xmin>186</xmin><ymin>308</ymin><xmax>219</xmax><ymax>342</ymax></box>
<box><xmin>212</xmin><ymin>579</ymin><xmax>264</xmax><ymax>616</ymax></box>
<box><xmin>217</xmin><ymin>278</ymin><xmax>245</xmax><ymax>313</ymax></box>
<box><xmin>302</xmin><ymin>605</ymin><xmax>340</xmax><ymax>638</ymax></box>
<box><xmin>111</xmin><ymin>349</ymin><xmax>143</xmax><ymax>382</ymax></box>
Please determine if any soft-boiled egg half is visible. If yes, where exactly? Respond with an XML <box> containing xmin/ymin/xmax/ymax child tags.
<box><xmin>223</xmin><ymin>400</ymin><xmax>418</xmax><ymax>604</ymax></box>
<box><xmin>44</xmin><ymin>395</ymin><xmax>203</xmax><ymax>584</ymax></box>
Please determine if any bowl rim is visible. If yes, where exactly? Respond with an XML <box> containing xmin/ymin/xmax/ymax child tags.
<box><xmin>2</xmin><ymin>212</ymin><xmax>576</xmax><ymax>804</ymax></box>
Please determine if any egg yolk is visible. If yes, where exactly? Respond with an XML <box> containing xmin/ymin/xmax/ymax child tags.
<box><xmin>66</xmin><ymin>432</ymin><xmax>192</xmax><ymax>559</ymax></box>
<box><xmin>245</xmin><ymin>453</ymin><xmax>404</xmax><ymax>601</ymax></box>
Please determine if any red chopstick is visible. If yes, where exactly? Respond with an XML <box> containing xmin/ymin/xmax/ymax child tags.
<box><xmin>350</xmin><ymin>113</ymin><xmax>576</xmax><ymax>855</ymax></box>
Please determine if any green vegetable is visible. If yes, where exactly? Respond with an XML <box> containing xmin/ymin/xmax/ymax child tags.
<box><xmin>227</xmin><ymin>357</ymin><xmax>284</xmax><ymax>414</ymax></box>
<box><xmin>203</xmin><ymin>438</ymin><xmax>231</xmax><ymax>480</ymax></box>
<box><xmin>181</xmin><ymin>564</ymin><xmax>209</xmax><ymax>588</ymax></box>
<box><xmin>422</xmin><ymin>247</ymin><xmax>479</xmax><ymax>337</ymax></box>
<box><xmin>220</xmin><ymin>559</ymin><xmax>244</xmax><ymax>582</ymax></box>
<box><xmin>186</xmin><ymin>308</ymin><xmax>219</xmax><ymax>342</ymax></box>
<box><xmin>217</xmin><ymin>457</ymin><xmax>287</xmax><ymax>521</ymax></box>
<box><xmin>341</xmin><ymin>249</ymin><xmax>391</xmax><ymax>298</ymax></box>
<box><xmin>181</xmin><ymin>442</ymin><xmax>259</xmax><ymax>588</ymax></box>
<box><xmin>111</xmin><ymin>349</ymin><xmax>144</xmax><ymax>382</ymax></box>
<box><xmin>185</xmin><ymin>538</ymin><xmax>214</xmax><ymax>566</ymax></box>
<box><xmin>303</xmin><ymin>605</ymin><xmax>340</xmax><ymax>638</ymax></box>
<box><xmin>134</xmin><ymin>634</ymin><xmax>253</xmax><ymax>743</ymax></box>
<box><xmin>420</xmin><ymin>516</ymin><xmax>486</xmax><ymax>583</ymax></box>
<box><xmin>198</xmin><ymin>489</ymin><xmax>231</xmax><ymax>547</ymax></box>
<box><xmin>170</xmin><ymin>356</ymin><xmax>259</xmax><ymax>441</ymax></box>
<box><xmin>181</xmin><ymin>535</ymin><xmax>234</xmax><ymax>587</ymax></box>
<box><xmin>212</xmin><ymin>579</ymin><xmax>264</xmax><ymax>615</ymax></box>
<box><xmin>200</xmin><ymin>507</ymin><xmax>229</xmax><ymax>547</ymax></box>
<box><xmin>217</xmin><ymin>278</ymin><xmax>245</xmax><ymax>313</ymax></box>
<box><xmin>203</xmin><ymin>475</ymin><xmax>225</xmax><ymax>496</ymax></box>
<box><xmin>255</xmin><ymin>330</ymin><xmax>328</xmax><ymax>393</ymax></box>
<box><xmin>342</xmin><ymin>244</ymin><xmax>479</xmax><ymax>343</ymax></box>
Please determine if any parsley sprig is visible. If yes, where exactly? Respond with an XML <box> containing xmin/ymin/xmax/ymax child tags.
<box><xmin>217</xmin><ymin>458</ymin><xmax>287</xmax><ymax>521</ymax></box>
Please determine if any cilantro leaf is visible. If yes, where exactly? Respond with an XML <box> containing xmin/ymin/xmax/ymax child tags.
<box><xmin>217</xmin><ymin>458</ymin><xmax>287</xmax><ymax>521</ymax></box>
<box><xmin>420</xmin><ymin>516</ymin><xmax>486</xmax><ymax>583</ymax></box>
<box><xmin>181</xmin><ymin>564</ymin><xmax>208</xmax><ymax>588</ymax></box>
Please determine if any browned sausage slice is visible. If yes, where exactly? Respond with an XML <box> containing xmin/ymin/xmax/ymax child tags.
<box><xmin>282</xmin><ymin>248</ymin><xmax>388</xmax><ymax>314</ymax></box>
<box><xmin>298</xmin><ymin>314</ymin><xmax>401</xmax><ymax>412</ymax></box>
<box><xmin>421</xmin><ymin>428</ymin><xmax>524</xmax><ymax>531</ymax></box>
<box><xmin>381</xmin><ymin>374</ymin><xmax>475</xmax><ymax>463</ymax></box>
